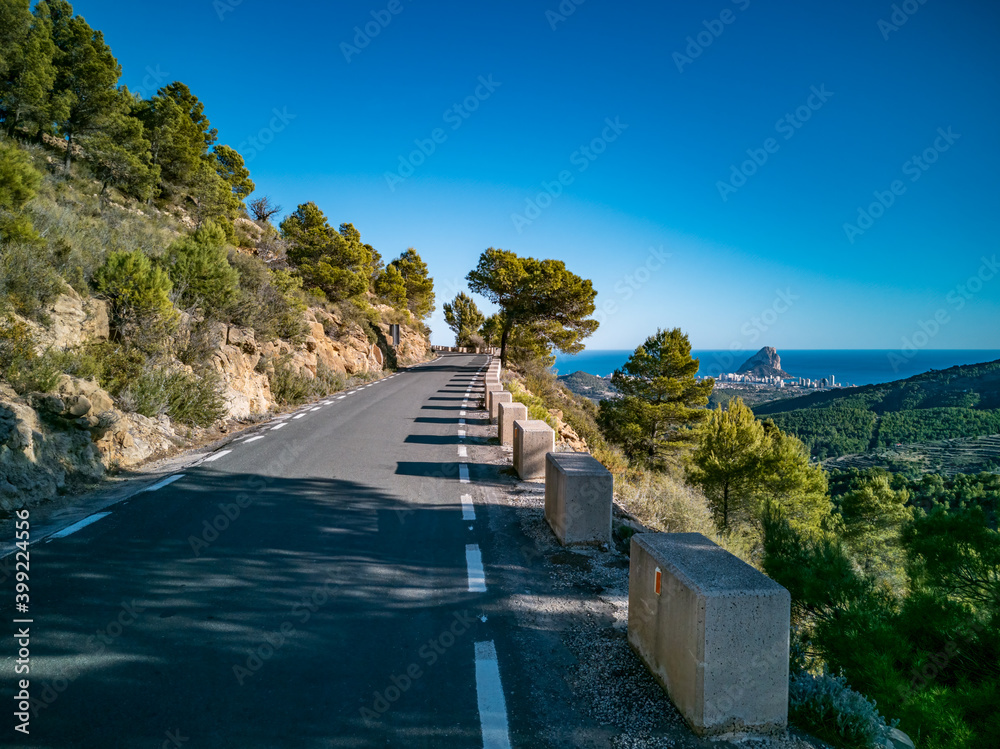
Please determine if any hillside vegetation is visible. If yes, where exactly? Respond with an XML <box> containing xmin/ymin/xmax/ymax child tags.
<box><xmin>0</xmin><ymin>0</ymin><xmax>434</xmax><ymax>508</ymax></box>
<box><xmin>755</xmin><ymin>360</ymin><xmax>1000</xmax><ymax>459</ymax></box>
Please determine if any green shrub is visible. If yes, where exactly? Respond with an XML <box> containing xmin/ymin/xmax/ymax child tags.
<box><xmin>789</xmin><ymin>670</ymin><xmax>895</xmax><ymax>749</ymax></box>
<box><xmin>0</xmin><ymin>242</ymin><xmax>65</xmax><ymax>321</ymax></box>
<box><xmin>0</xmin><ymin>139</ymin><xmax>42</xmax><ymax>212</ymax></box>
<box><xmin>227</xmin><ymin>252</ymin><xmax>306</xmax><ymax>340</ymax></box>
<box><xmin>118</xmin><ymin>367</ymin><xmax>226</xmax><ymax>427</ymax></box>
<box><xmin>265</xmin><ymin>356</ymin><xmax>314</xmax><ymax>406</ymax></box>
<box><xmin>51</xmin><ymin>341</ymin><xmax>146</xmax><ymax>397</ymax></box>
<box><xmin>93</xmin><ymin>249</ymin><xmax>177</xmax><ymax>349</ymax></box>
<box><xmin>0</xmin><ymin>315</ymin><xmax>61</xmax><ymax>394</ymax></box>
<box><xmin>163</xmin><ymin>221</ymin><xmax>239</xmax><ymax>314</ymax></box>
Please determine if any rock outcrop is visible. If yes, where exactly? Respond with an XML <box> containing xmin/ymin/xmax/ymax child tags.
<box><xmin>736</xmin><ymin>347</ymin><xmax>792</xmax><ymax>378</ymax></box>
<box><xmin>0</xmin><ymin>293</ymin><xmax>432</xmax><ymax>510</ymax></box>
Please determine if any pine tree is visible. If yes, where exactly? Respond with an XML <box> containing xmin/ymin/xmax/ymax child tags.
<box><xmin>213</xmin><ymin>144</ymin><xmax>254</xmax><ymax>204</ymax></box>
<box><xmin>598</xmin><ymin>328</ymin><xmax>712</xmax><ymax>466</ymax></box>
<box><xmin>373</xmin><ymin>264</ymin><xmax>407</xmax><ymax>309</ymax></box>
<box><xmin>390</xmin><ymin>248</ymin><xmax>435</xmax><ymax>320</ymax></box>
<box><xmin>81</xmin><ymin>93</ymin><xmax>158</xmax><ymax>201</ymax></box>
<box><xmin>49</xmin><ymin>0</ymin><xmax>123</xmax><ymax>170</ymax></box>
<box><xmin>280</xmin><ymin>203</ymin><xmax>370</xmax><ymax>302</ymax></box>
<box><xmin>163</xmin><ymin>221</ymin><xmax>238</xmax><ymax>312</ymax></box>
<box><xmin>0</xmin><ymin>0</ymin><xmax>58</xmax><ymax>138</ymax></box>
<box><xmin>443</xmin><ymin>292</ymin><xmax>485</xmax><ymax>347</ymax></box>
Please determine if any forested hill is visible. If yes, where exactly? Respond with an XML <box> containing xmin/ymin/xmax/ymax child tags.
<box><xmin>754</xmin><ymin>359</ymin><xmax>1000</xmax><ymax>459</ymax></box>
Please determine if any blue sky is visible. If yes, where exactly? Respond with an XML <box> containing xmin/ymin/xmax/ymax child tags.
<box><xmin>77</xmin><ymin>0</ymin><xmax>1000</xmax><ymax>350</ymax></box>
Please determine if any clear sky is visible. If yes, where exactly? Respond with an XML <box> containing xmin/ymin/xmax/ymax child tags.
<box><xmin>74</xmin><ymin>0</ymin><xmax>1000</xmax><ymax>350</ymax></box>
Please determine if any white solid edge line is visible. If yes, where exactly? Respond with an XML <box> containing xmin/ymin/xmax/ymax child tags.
<box><xmin>203</xmin><ymin>450</ymin><xmax>233</xmax><ymax>463</ymax></box>
<box><xmin>459</xmin><ymin>464</ymin><xmax>470</xmax><ymax>484</ymax></box>
<box><xmin>141</xmin><ymin>473</ymin><xmax>185</xmax><ymax>493</ymax></box>
<box><xmin>475</xmin><ymin>641</ymin><xmax>512</xmax><ymax>749</ymax></box>
<box><xmin>49</xmin><ymin>512</ymin><xmax>112</xmax><ymax>539</ymax></box>
<box><xmin>244</xmin><ymin>435</ymin><xmax>266</xmax><ymax>443</ymax></box>
<box><xmin>458</xmin><ymin>446</ymin><xmax>468</xmax><ymax>457</ymax></box>
<box><xmin>271</xmin><ymin>423</ymin><xmax>288</xmax><ymax>431</ymax></box>
<box><xmin>466</xmin><ymin>544</ymin><xmax>487</xmax><ymax>592</ymax></box>
<box><xmin>461</xmin><ymin>493</ymin><xmax>476</xmax><ymax>521</ymax></box>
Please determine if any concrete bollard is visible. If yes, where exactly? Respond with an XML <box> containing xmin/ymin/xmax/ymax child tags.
<box><xmin>627</xmin><ymin>533</ymin><xmax>790</xmax><ymax>737</ymax></box>
<box><xmin>498</xmin><ymin>401</ymin><xmax>527</xmax><ymax>446</ymax></box>
<box><xmin>485</xmin><ymin>383</ymin><xmax>503</xmax><ymax>411</ymax></box>
<box><xmin>544</xmin><ymin>452</ymin><xmax>612</xmax><ymax>546</ymax></box>
<box><xmin>490</xmin><ymin>391</ymin><xmax>512</xmax><ymax>422</ymax></box>
<box><xmin>512</xmin><ymin>419</ymin><xmax>555</xmax><ymax>480</ymax></box>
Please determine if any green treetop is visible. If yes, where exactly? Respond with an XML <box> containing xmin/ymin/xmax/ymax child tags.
<box><xmin>280</xmin><ymin>203</ymin><xmax>371</xmax><ymax>302</ymax></box>
<box><xmin>466</xmin><ymin>247</ymin><xmax>597</xmax><ymax>366</ymax></box>
<box><xmin>443</xmin><ymin>292</ymin><xmax>486</xmax><ymax>347</ymax></box>
<box><xmin>598</xmin><ymin>328</ymin><xmax>711</xmax><ymax>466</ymax></box>
<box><xmin>391</xmin><ymin>248</ymin><xmax>435</xmax><ymax>320</ymax></box>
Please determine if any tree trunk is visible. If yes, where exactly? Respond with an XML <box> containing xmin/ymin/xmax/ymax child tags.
<box><xmin>499</xmin><ymin>319</ymin><xmax>513</xmax><ymax>368</ymax></box>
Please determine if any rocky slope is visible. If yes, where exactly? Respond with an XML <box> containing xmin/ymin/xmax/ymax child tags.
<box><xmin>1</xmin><ymin>290</ymin><xmax>430</xmax><ymax>511</ymax></box>
<box><xmin>737</xmin><ymin>346</ymin><xmax>792</xmax><ymax>378</ymax></box>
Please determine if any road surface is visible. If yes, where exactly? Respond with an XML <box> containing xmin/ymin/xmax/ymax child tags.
<box><xmin>2</xmin><ymin>353</ymin><xmax>521</xmax><ymax>748</ymax></box>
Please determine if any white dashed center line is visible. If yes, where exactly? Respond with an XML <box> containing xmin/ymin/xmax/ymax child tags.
<box><xmin>459</xmin><ymin>464</ymin><xmax>470</xmax><ymax>484</ymax></box>
<box><xmin>458</xmin><ymin>446</ymin><xmax>468</xmax><ymax>457</ymax></box>
<box><xmin>474</xmin><ymin>641</ymin><xmax>512</xmax><ymax>749</ymax></box>
<box><xmin>461</xmin><ymin>493</ymin><xmax>476</xmax><ymax>521</ymax></box>
<box><xmin>466</xmin><ymin>544</ymin><xmax>486</xmax><ymax>592</ymax></box>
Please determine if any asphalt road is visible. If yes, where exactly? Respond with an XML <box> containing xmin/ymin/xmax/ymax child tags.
<box><xmin>1</xmin><ymin>353</ymin><xmax>515</xmax><ymax>748</ymax></box>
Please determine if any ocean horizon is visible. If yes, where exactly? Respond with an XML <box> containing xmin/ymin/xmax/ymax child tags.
<box><xmin>552</xmin><ymin>349</ymin><xmax>1000</xmax><ymax>387</ymax></box>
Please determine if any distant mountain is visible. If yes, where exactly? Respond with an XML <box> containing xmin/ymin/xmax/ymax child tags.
<box><xmin>755</xmin><ymin>359</ymin><xmax>1000</xmax><ymax>460</ymax></box>
<box><xmin>737</xmin><ymin>347</ymin><xmax>792</xmax><ymax>378</ymax></box>
<box><xmin>558</xmin><ymin>371</ymin><xmax>617</xmax><ymax>403</ymax></box>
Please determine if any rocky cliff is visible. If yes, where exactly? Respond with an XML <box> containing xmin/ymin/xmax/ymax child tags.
<box><xmin>736</xmin><ymin>347</ymin><xmax>792</xmax><ymax>378</ymax></box>
<box><xmin>1</xmin><ymin>290</ymin><xmax>430</xmax><ymax>511</ymax></box>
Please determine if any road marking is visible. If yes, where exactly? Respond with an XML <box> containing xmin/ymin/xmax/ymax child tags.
<box><xmin>466</xmin><ymin>544</ymin><xmax>486</xmax><ymax>592</ymax></box>
<box><xmin>461</xmin><ymin>493</ymin><xmax>476</xmax><ymax>521</ymax></box>
<box><xmin>203</xmin><ymin>450</ymin><xmax>233</xmax><ymax>463</ymax></box>
<box><xmin>337</xmin><ymin>395</ymin><xmax>346</xmax><ymax>400</ymax></box>
<box><xmin>458</xmin><ymin>430</ymin><xmax>466</xmax><ymax>438</ymax></box>
<box><xmin>50</xmin><ymin>512</ymin><xmax>112</xmax><ymax>540</ymax></box>
<box><xmin>310</xmin><ymin>407</ymin><xmax>322</xmax><ymax>412</ymax></box>
<box><xmin>474</xmin><ymin>641</ymin><xmax>512</xmax><ymax>749</ymax></box>
<box><xmin>459</xmin><ymin>464</ymin><xmax>470</xmax><ymax>484</ymax></box>
<box><xmin>244</xmin><ymin>436</ymin><xmax>266</xmax><ymax>443</ymax></box>
<box><xmin>460</xmin><ymin>411</ymin><xmax>467</xmax><ymax>416</ymax></box>
<box><xmin>459</xmin><ymin>419</ymin><xmax>466</xmax><ymax>425</ymax></box>
<box><xmin>140</xmin><ymin>474</ymin><xmax>185</xmax><ymax>493</ymax></box>
<box><xmin>458</xmin><ymin>446</ymin><xmax>468</xmax><ymax>457</ymax></box>
<box><xmin>271</xmin><ymin>423</ymin><xmax>288</xmax><ymax>431</ymax></box>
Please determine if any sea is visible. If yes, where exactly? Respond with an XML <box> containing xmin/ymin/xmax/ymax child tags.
<box><xmin>552</xmin><ymin>350</ymin><xmax>1000</xmax><ymax>387</ymax></box>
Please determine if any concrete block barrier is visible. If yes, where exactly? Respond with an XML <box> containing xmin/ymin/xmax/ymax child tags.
<box><xmin>498</xmin><ymin>401</ymin><xmax>528</xmax><ymax>446</ymax></box>
<box><xmin>485</xmin><ymin>383</ymin><xmax>503</xmax><ymax>412</ymax></box>
<box><xmin>513</xmin><ymin>419</ymin><xmax>555</xmax><ymax>480</ymax></box>
<box><xmin>627</xmin><ymin>533</ymin><xmax>790</xmax><ymax>737</ymax></box>
<box><xmin>490</xmin><ymin>391</ymin><xmax>511</xmax><ymax>421</ymax></box>
<box><xmin>544</xmin><ymin>452</ymin><xmax>612</xmax><ymax>546</ymax></box>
